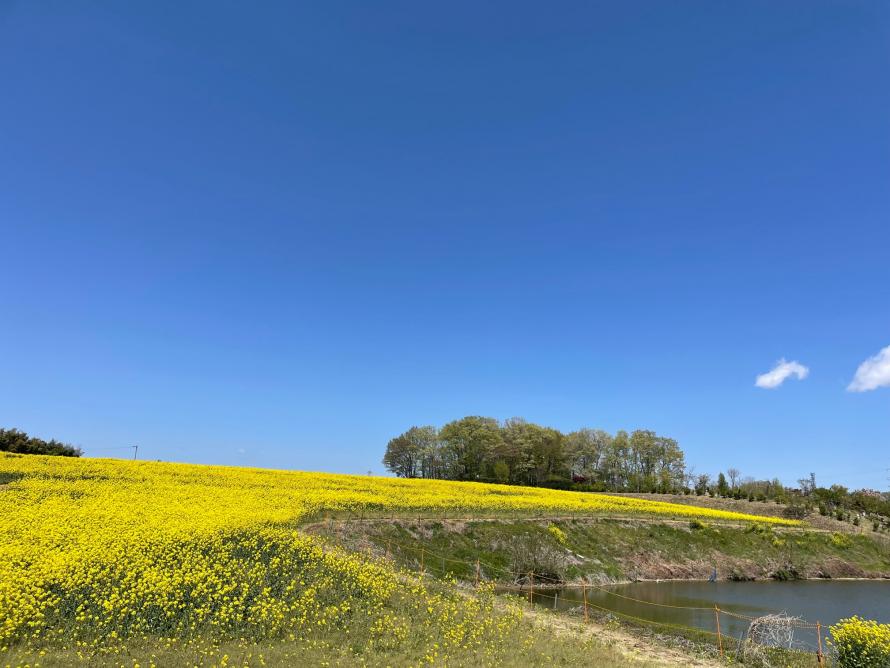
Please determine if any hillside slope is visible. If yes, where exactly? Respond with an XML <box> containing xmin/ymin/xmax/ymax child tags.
<box><xmin>0</xmin><ymin>454</ymin><xmax>776</xmax><ymax>666</ymax></box>
<box><xmin>313</xmin><ymin>516</ymin><xmax>890</xmax><ymax>583</ymax></box>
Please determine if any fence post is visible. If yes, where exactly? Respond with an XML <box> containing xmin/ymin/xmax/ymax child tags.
<box><xmin>816</xmin><ymin>621</ymin><xmax>824</xmax><ymax>667</ymax></box>
<box><xmin>714</xmin><ymin>606</ymin><xmax>724</xmax><ymax>658</ymax></box>
<box><xmin>583</xmin><ymin>584</ymin><xmax>589</xmax><ymax>623</ymax></box>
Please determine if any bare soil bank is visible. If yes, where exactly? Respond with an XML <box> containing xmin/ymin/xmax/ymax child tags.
<box><xmin>309</xmin><ymin>516</ymin><xmax>890</xmax><ymax>583</ymax></box>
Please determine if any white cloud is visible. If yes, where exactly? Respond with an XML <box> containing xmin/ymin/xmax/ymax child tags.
<box><xmin>847</xmin><ymin>344</ymin><xmax>890</xmax><ymax>392</ymax></box>
<box><xmin>755</xmin><ymin>358</ymin><xmax>810</xmax><ymax>389</ymax></box>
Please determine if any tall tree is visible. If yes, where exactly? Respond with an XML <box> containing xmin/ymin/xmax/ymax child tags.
<box><xmin>439</xmin><ymin>416</ymin><xmax>502</xmax><ymax>481</ymax></box>
<box><xmin>382</xmin><ymin>426</ymin><xmax>437</xmax><ymax>478</ymax></box>
<box><xmin>528</xmin><ymin>425</ymin><xmax>566</xmax><ymax>484</ymax></box>
<box><xmin>382</xmin><ymin>430</ymin><xmax>419</xmax><ymax>478</ymax></box>
<box><xmin>497</xmin><ymin>418</ymin><xmax>536</xmax><ymax>484</ymax></box>
<box><xmin>565</xmin><ymin>428</ymin><xmax>611</xmax><ymax>483</ymax></box>
<box><xmin>695</xmin><ymin>473</ymin><xmax>711</xmax><ymax>496</ymax></box>
<box><xmin>655</xmin><ymin>435</ymin><xmax>685</xmax><ymax>492</ymax></box>
<box><xmin>727</xmin><ymin>467</ymin><xmax>740</xmax><ymax>490</ymax></box>
<box><xmin>602</xmin><ymin>430</ymin><xmax>631</xmax><ymax>489</ymax></box>
<box><xmin>381</xmin><ymin>418</ymin><xmax>690</xmax><ymax>495</ymax></box>
<box><xmin>413</xmin><ymin>426</ymin><xmax>442</xmax><ymax>479</ymax></box>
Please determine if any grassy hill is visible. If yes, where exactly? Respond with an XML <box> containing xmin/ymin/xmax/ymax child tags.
<box><xmin>315</xmin><ymin>516</ymin><xmax>890</xmax><ymax>585</ymax></box>
<box><xmin>0</xmin><ymin>453</ymin><xmax>877</xmax><ymax>667</ymax></box>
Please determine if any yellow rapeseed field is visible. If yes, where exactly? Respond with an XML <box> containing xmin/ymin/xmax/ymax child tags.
<box><xmin>0</xmin><ymin>453</ymin><xmax>794</xmax><ymax>662</ymax></box>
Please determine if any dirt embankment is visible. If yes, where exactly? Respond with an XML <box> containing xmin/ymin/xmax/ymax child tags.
<box><xmin>309</xmin><ymin>516</ymin><xmax>890</xmax><ymax>584</ymax></box>
<box><xmin>614</xmin><ymin>542</ymin><xmax>885</xmax><ymax>583</ymax></box>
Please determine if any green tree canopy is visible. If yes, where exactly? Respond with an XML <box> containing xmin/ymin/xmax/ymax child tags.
<box><xmin>0</xmin><ymin>428</ymin><xmax>82</xmax><ymax>457</ymax></box>
<box><xmin>382</xmin><ymin>417</ymin><xmax>688</xmax><ymax>494</ymax></box>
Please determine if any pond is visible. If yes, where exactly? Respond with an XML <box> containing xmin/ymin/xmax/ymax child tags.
<box><xmin>506</xmin><ymin>580</ymin><xmax>890</xmax><ymax>652</ymax></box>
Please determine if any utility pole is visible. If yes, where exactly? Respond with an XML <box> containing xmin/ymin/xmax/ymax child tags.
<box><xmin>133</xmin><ymin>445</ymin><xmax>138</xmax><ymax>460</ymax></box>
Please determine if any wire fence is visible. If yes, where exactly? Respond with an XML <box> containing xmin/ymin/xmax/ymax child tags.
<box><xmin>314</xmin><ymin>507</ymin><xmax>830</xmax><ymax>533</ymax></box>
<box><xmin>349</xmin><ymin>532</ymin><xmax>833</xmax><ymax>666</ymax></box>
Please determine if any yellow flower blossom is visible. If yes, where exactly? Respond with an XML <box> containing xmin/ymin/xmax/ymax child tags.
<box><xmin>0</xmin><ymin>452</ymin><xmax>795</xmax><ymax>661</ymax></box>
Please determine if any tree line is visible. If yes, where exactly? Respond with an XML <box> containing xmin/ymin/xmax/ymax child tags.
<box><xmin>693</xmin><ymin>469</ymin><xmax>890</xmax><ymax>526</ymax></box>
<box><xmin>0</xmin><ymin>428</ymin><xmax>82</xmax><ymax>457</ymax></box>
<box><xmin>382</xmin><ymin>416</ymin><xmax>686</xmax><ymax>493</ymax></box>
<box><xmin>382</xmin><ymin>418</ymin><xmax>890</xmax><ymax>527</ymax></box>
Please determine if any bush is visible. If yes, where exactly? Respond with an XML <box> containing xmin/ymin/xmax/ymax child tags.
<box><xmin>689</xmin><ymin>519</ymin><xmax>707</xmax><ymax>530</ymax></box>
<box><xmin>547</xmin><ymin>524</ymin><xmax>568</xmax><ymax>545</ymax></box>
<box><xmin>770</xmin><ymin>567</ymin><xmax>800</xmax><ymax>581</ymax></box>
<box><xmin>830</xmin><ymin>617</ymin><xmax>890</xmax><ymax>667</ymax></box>
<box><xmin>745</xmin><ymin>522</ymin><xmax>773</xmax><ymax>536</ymax></box>
<box><xmin>782</xmin><ymin>503</ymin><xmax>810</xmax><ymax>520</ymax></box>
<box><xmin>830</xmin><ymin>532</ymin><xmax>853</xmax><ymax>549</ymax></box>
<box><xmin>506</xmin><ymin>533</ymin><xmax>567</xmax><ymax>582</ymax></box>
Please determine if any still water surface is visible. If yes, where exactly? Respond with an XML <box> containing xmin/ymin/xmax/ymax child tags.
<box><xmin>511</xmin><ymin>580</ymin><xmax>890</xmax><ymax>651</ymax></box>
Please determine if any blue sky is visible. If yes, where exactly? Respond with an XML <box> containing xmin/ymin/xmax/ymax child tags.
<box><xmin>2</xmin><ymin>2</ymin><xmax>888</xmax><ymax>489</ymax></box>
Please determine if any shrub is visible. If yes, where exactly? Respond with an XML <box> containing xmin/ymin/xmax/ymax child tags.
<box><xmin>506</xmin><ymin>533</ymin><xmax>567</xmax><ymax>582</ymax></box>
<box><xmin>689</xmin><ymin>519</ymin><xmax>706</xmax><ymax>530</ymax></box>
<box><xmin>829</xmin><ymin>617</ymin><xmax>890</xmax><ymax>668</ymax></box>
<box><xmin>547</xmin><ymin>524</ymin><xmax>568</xmax><ymax>545</ymax></box>
<box><xmin>782</xmin><ymin>503</ymin><xmax>810</xmax><ymax>520</ymax></box>
<box><xmin>746</xmin><ymin>522</ymin><xmax>772</xmax><ymax>536</ymax></box>
<box><xmin>830</xmin><ymin>532</ymin><xmax>853</xmax><ymax>549</ymax></box>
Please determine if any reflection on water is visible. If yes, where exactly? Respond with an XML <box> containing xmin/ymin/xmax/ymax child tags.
<box><xmin>503</xmin><ymin>580</ymin><xmax>890</xmax><ymax>651</ymax></box>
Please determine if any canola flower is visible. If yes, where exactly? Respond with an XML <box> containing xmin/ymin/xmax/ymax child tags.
<box><xmin>829</xmin><ymin>617</ymin><xmax>890</xmax><ymax>668</ymax></box>
<box><xmin>0</xmin><ymin>453</ymin><xmax>795</xmax><ymax>658</ymax></box>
